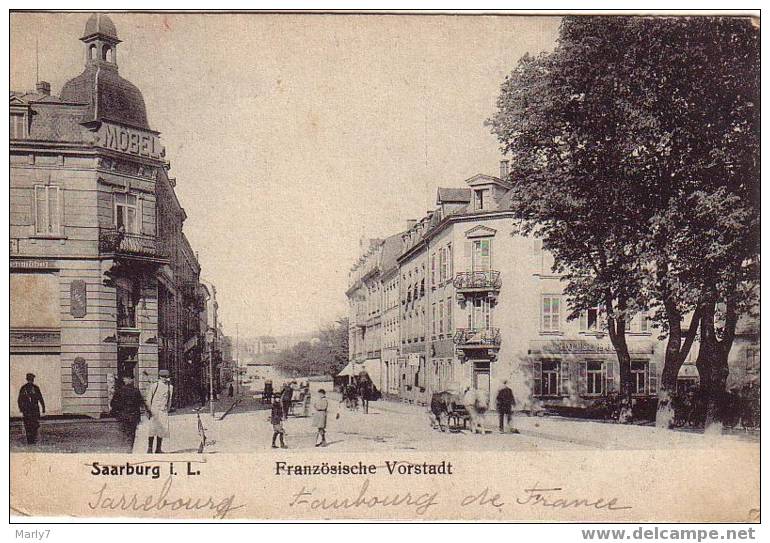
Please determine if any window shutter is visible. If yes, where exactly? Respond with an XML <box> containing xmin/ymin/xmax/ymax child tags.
<box><xmin>579</xmin><ymin>311</ymin><xmax>588</xmax><ymax>332</ymax></box>
<box><xmin>532</xmin><ymin>360</ymin><xmax>542</xmax><ymax>397</ymax></box>
<box><xmin>57</xmin><ymin>187</ymin><xmax>65</xmax><ymax>236</ymax></box>
<box><xmin>34</xmin><ymin>186</ymin><xmax>45</xmax><ymax>234</ymax></box>
<box><xmin>578</xmin><ymin>360</ymin><xmax>587</xmax><ymax>395</ymax></box>
<box><xmin>560</xmin><ymin>360</ymin><xmax>570</xmax><ymax>395</ymax></box>
<box><xmin>137</xmin><ymin>195</ymin><xmax>146</xmax><ymax>234</ymax></box>
<box><xmin>648</xmin><ymin>362</ymin><xmax>658</xmax><ymax>395</ymax></box>
<box><xmin>430</xmin><ymin>253</ymin><xmax>435</xmax><ymax>286</ymax></box>
<box><xmin>464</xmin><ymin>241</ymin><xmax>472</xmax><ymax>273</ymax></box>
<box><xmin>605</xmin><ymin>360</ymin><xmax>615</xmax><ymax>392</ymax></box>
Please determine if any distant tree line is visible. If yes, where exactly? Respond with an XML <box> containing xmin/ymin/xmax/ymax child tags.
<box><xmin>272</xmin><ymin>318</ymin><xmax>349</xmax><ymax>378</ymax></box>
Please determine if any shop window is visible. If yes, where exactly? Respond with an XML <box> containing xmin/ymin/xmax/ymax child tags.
<box><xmin>116</xmin><ymin>276</ymin><xmax>140</xmax><ymax>329</ymax></box>
<box><xmin>34</xmin><ymin>185</ymin><xmax>62</xmax><ymax>235</ymax></box>
<box><xmin>632</xmin><ymin>360</ymin><xmax>648</xmax><ymax>395</ymax></box>
<box><xmin>586</xmin><ymin>360</ymin><xmax>605</xmax><ymax>395</ymax></box>
<box><xmin>541</xmin><ymin>295</ymin><xmax>561</xmax><ymax>333</ymax></box>
<box><xmin>535</xmin><ymin>359</ymin><xmax>561</xmax><ymax>396</ymax></box>
<box><xmin>115</xmin><ymin>193</ymin><xmax>139</xmax><ymax>234</ymax></box>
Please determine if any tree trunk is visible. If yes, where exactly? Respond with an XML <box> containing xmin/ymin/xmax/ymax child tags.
<box><xmin>656</xmin><ymin>307</ymin><xmax>701</xmax><ymax>428</ymax></box>
<box><xmin>698</xmin><ymin>295</ymin><xmax>737</xmax><ymax>434</ymax></box>
<box><xmin>606</xmin><ymin>293</ymin><xmax>632</xmax><ymax>422</ymax></box>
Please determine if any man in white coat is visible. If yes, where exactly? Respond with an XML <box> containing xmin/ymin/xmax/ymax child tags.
<box><xmin>146</xmin><ymin>369</ymin><xmax>173</xmax><ymax>453</ymax></box>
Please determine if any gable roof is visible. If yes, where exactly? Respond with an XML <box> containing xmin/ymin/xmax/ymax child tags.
<box><xmin>465</xmin><ymin>173</ymin><xmax>510</xmax><ymax>188</ymax></box>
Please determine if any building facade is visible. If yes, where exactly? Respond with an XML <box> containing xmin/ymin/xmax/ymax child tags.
<box><xmin>10</xmin><ymin>14</ymin><xmax>220</xmax><ymax>417</ymax></box>
<box><xmin>346</xmin><ymin>162</ymin><xmax>704</xmax><ymax>409</ymax></box>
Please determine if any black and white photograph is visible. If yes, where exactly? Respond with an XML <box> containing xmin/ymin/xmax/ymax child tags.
<box><xmin>8</xmin><ymin>10</ymin><xmax>760</xmax><ymax>523</ymax></box>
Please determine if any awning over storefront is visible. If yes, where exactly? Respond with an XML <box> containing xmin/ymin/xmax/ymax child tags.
<box><xmin>337</xmin><ymin>361</ymin><xmax>356</xmax><ymax>377</ymax></box>
<box><xmin>337</xmin><ymin>359</ymin><xmax>382</xmax><ymax>386</ymax></box>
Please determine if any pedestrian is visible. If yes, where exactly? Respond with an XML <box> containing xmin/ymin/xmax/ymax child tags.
<box><xmin>17</xmin><ymin>373</ymin><xmax>45</xmax><ymax>445</ymax></box>
<box><xmin>228</xmin><ymin>382</ymin><xmax>234</xmax><ymax>397</ymax></box>
<box><xmin>345</xmin><ymin>382</ymin><xmax>358</xmax><ymax>410</ymax></box>
<box><xmin>110</xmin><ymin>374</ymin><xmax>151</xmax><ymax>452</ymax></box>
<box><xmin>281</xmin><ymin>382</ymin><xmax>293</xmax><ymax>419</ymax></box>
<box><xmin>270</xmin><ymin>396</ymin><xmax>288</xmax><ymax>448</ymax></box>
<box><xmin>146</xmin><ymin>369</ymin><xmax>174</xmax><ymax>453</ymax></box>
<box><xmin>263</xmin><ymin>380</ymin><xmax>273</xmax><ymax>404</ymax></box>
<box><xmin>300</xmin><ymin>383</ymin><xmax>312</xmax><ymax>417</ymax></box>
<box><xmin>313</xmin><ymin>389</ymin><xmax>329</xmax><ymax>447</ymax></box>
<box><xmin>495</xmin><ymin>380</ymin><xmax>518</xmax><ymax>433</ymax></box>
<box><xmin>358</xmin><ymin>374</ymin><xmax>372</xmax><ymax>414</ymax></box>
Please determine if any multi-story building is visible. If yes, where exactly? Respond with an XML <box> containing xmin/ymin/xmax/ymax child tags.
<box><xmin>348</xmin><ymin>161</ymin><xmax>722</xmax><ymax>410</ymax></box>
<box><xmin>9</xmin><ymin>14</ymin><xmax>214</xmax><ymax>416</ymax></box>
<box><xmin>346</xmin><ymin>238</ymin><xmax>382</xmax><ymax>369</ymax></box>
<box><xmin>396</xmin><ymin>219</ymin><xmax>429</xmax><ymax>403</ymax></box>
<box><xmin>380</xmin><ymin>234</ymin><xmax>403</xmax><ymax>396</ymax></box>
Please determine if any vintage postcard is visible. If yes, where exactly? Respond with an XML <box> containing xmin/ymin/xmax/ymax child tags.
<box><xmin>8</xmin><ymin>10</ymin><xmax>760</xmax><ymax>523</ymax></box>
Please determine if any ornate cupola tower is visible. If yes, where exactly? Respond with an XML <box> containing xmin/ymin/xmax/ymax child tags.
<box><xmin>61</xmin><ymin>13</ymin><xmax>150</xmax><ymax>130</ymax></box>
<box><xmin>82</xmin><ymin>13</ymin><xmax>121</xmax><ymax>67</ymax></box>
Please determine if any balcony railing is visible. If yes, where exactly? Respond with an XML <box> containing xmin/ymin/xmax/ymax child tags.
<box><xmin>453</xmin><ymin>327</ymin><xmax>502</xmax><ymax>348</ymax></box>
<box><xmin>100</xmin><ymin>229</ymin><xmax>168</xmax><ymax>260</ymax></box>
<box><xmin>453</xmin><ymin>271</ymin><xmax>502</xmax><ymax>292</ymax></box>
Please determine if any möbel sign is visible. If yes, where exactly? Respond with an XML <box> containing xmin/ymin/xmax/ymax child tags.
<box><xmin>97</xmin><ymin>122</ymin><xmax>165</xmax><ymax>159</ymax></box>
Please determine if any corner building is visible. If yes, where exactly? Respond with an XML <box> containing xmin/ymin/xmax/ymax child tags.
<box><xmin>10</xmin><ymin>14</ymin><xmax>201</xmax><ymax>416</ymax></box>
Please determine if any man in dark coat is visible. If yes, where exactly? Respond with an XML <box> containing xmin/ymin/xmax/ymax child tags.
<box><xmin>496</xmin><ymin>380</ymin><xmax>517</xmax><ymax>433</ymax></box>
<box><xmin>270</xmin><ymin>396</ymin><xmax>287</xmax><ymax>448</ymax></box>
<box><xmin>280</xmin><ymin>383</ymin><xmax>293</xmax><ymax>420</ymax></box>
<box><xmin>110</xmin><ymin>375</ymin><xmax>151</xmax><ymax>453</ymax></box>
<box><xmin>17</xmin><ymin>373</ymin><xmax>46</xmax><ymax>445</ymax></box>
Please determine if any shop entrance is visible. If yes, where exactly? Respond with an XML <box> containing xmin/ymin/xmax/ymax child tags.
<box><xmin>118</xmin><ymin>347</ymin><xmax>138</xmax><ymax>380</ymax></box>
<box><xmin>472</xmin><ymin>360</ymin><xmax>491</xmax><ymax>405</ymax></box>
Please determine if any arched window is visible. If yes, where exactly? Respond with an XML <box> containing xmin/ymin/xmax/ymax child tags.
<box><xmin>102</xmin><ymin>45</ymin><xmax>112</xmax><ymax>62</ymax></box>
<box><xmin>89</xmin><ymin>44</ymin><xmax>97</xmax><ymax>60</ymax></box>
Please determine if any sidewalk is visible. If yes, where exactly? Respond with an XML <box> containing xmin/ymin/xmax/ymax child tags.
<box><xmin>366</xmin><ymin>396</ymin><xmax>759</xmax><ymax>450</ymax></box>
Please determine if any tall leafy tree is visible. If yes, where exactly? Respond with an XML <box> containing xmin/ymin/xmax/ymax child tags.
<box><xmin>488</xmin><ymin>16</ymin><xmax>759</xmax><ymax>427</ymax></box>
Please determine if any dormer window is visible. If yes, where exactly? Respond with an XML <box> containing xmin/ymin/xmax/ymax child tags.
<box><xmin>474</xmin><ymin>189</ymin><xmax>486</xmax><ymax>210</ymax></box>
<box><xmin>10</xmin><ymin>112</ymin><xmax>27</xmax><ymax>139</ymax></box>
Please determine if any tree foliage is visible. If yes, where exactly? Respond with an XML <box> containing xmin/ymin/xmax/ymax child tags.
<box><xmin>488</xmin><ymin>16</ymin><xmax>759</xmax><ymax>426</ymax></box>
<box><xmin>272</xmin><ymin>318</ymin><xmax>350</xmax><ymax>377</ymax></box>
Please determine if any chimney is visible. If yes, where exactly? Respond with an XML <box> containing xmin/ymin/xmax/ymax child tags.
<box><xmin>36</xmin><ymin>81</ymin><xmax>51</xmax><ymax>96</ymax></box>
<box><xmin>406</xmin><ymin>219</ymin><xmax>417</xmax><ymax>230</ymax></box>
<box><xmin>500</xmin><ymin>159</ymin><xmax>510</xmax><ymax>180</ymax></box>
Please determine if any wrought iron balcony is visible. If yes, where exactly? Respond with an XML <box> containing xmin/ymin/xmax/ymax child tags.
<box><xmin>453</xmin><ymin>271</ymin><xmax>502</xmax><ymax>292</ymax></box>
<box><xmin>99</xmin><ymin>228</ymin><xmax>168</xmax><ymax>260</ymax></box>
<box><xmin>453</xmin><ymin>327</ymin><xmax>502</xmax><ymax>348</ymax></box>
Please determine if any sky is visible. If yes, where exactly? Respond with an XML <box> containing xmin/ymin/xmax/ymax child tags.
<box><xmin>10</xmin><ymin>12</ymin><xmax>561</xmax><ymax>337</ymax></box>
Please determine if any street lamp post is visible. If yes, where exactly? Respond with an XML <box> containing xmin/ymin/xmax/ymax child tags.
<box><xmin>206</xmin><ymin>327</ymin><xmax>215</xmax><ymax>418</ymax></box>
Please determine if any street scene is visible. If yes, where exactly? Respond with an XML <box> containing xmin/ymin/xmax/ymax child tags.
<box><xmin>9</xmin><ymin>12</ymin><xmax>760</xmax><ymax>459</ymax></box>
